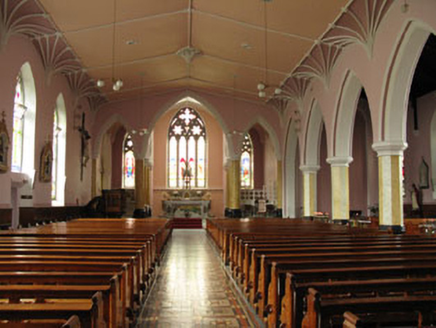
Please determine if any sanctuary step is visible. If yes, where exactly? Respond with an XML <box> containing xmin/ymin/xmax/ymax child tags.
<box><xmin>171</xmin><ymin>218</ymin><xmax>203</xmax><ymax>229</ymax></box>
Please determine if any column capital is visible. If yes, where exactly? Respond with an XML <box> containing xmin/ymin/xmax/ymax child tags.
<box><xmin>300</xmin><ymin>165</ymin><xmax>320</xmax><ymax>173</ymax></box>
<box><xmin>326</xmin><ymin>156</ymin><xmax>353</xmax><ymax>167</ymax></box>
<box><xmin>372</xmin><ymin>141</ymin><xmax>408</xmax><ymax>156</ymax></box>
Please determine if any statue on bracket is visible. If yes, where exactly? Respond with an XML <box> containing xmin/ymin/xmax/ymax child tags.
<box><xmin>0</xmin><ymin>111</ymin><xmax>10</xmax><ymax>173</ymax></box>
<box><xmin>39</xmin><ymin>140</ymin><xmax>53</xmax><ymax>183</ymax></box>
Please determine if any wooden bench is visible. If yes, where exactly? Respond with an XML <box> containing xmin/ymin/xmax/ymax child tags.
<box><xmin>303</xmin><ymin>288</ymin><xmax>436</xmax><ymax>328</ymax></box>
<box><xmin>0</xmin><ymin>315</ymin><xmax>81</xmax><ymax>328</ymax></box>
<box><xmin>0</xmin><ymin>292</ymin><xmax>103</xmax><ymax>328</ymax></box>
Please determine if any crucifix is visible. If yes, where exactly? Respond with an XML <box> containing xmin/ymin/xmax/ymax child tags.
<box><xmin>78</xmin><ymin>112</ymin><xmax>91</xmax><ymax>181</ymax></box>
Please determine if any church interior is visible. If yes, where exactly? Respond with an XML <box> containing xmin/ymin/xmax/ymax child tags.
<box><xmin>1</xmin><ymin>0</ymin><xmax>436</xmax><ymax>327</ymax></box>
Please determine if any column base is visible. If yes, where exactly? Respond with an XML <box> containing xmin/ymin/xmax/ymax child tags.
<box><xmin>379</xmin><ymin>225</ymin><xmax>404</xmax><ymax>234</ymax></box>
<box><xmin>224</xmin><ymin>208</ymin><xmax>242</xmax><ymax>218</ymax></box>
<box><xmin>275</xmin><ymin>209</ymin><xmax>283</xmax><ymax>218</ymax></box>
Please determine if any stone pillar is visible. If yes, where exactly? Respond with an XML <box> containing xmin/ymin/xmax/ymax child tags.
<box><xmin>135</xmin><ymin>159</ymin><xmax>145</xmax><ymax>210</ymax></box>
<box><xmin>327</xmin><ymin>157</ymin><xmax>353</xmax><ymax>224</ymax></box>
<box><xmin>372</xmin><ymin>142</ymin><xmax>407</xmax><ymax>233</ymax></box>
<box><xmin>225</xmin><ymin>159</ymin><xmax>241</xmax><ymax>218</ymax></box>
<box><xmin>300</xmin><ymin>165</ymin><xmax>320</xmax><ymax>218</ymax></box>
<box><xmin>276</xmin><ymin>160</ymin><xmax>283</xmax><ymax>217</ymax></box>
<box><xmin>144</xmin><ymin>160</ymin><xmax>152</xmax><ymax>206</ymax></box>
<box><xmin>91</xmin><ymin>158</ymin><xmax>97</xmax><ymax>199</ymax></box>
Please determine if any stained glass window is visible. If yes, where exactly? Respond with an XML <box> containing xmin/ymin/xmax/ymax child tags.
<box><xmin>168</xmin><ymin>107</ymin><xmax>206</xmax><ymax>188</ymax></box>
<box><xmin>12</xmin><ymin>73</ymin><xmax>26</xmax><ymax>172</ymax></box>
<box><xmin>123</xmin><ymin>134</ymin><xmax>135</xmax><ymax>189</ymax></box>
<box><xmin>241</xmin><ymin>133</ymin><xmax>253</xmax><ymax>189</ymax></box>
<box><xmin>52</xmin><ymin>109</ymin><xmax>60</xmax><ymax>200</ymax></box>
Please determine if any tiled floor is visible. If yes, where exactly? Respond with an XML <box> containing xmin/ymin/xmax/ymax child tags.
<box><xmin>137</xmin><ymin>230</ymin><xmax>256</xmax><ymax>328</ymax></box>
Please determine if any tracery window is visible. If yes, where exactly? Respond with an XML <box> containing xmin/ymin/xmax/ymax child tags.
<box><xmin>240</xmin><ymin>133</ymin><xmax>253</xmax><ymax>189</ymax></box>
<box><xmin>123</xmin><ymin>134</ymin><xmax>135</xmax><ymax>189</ymax></box>
<box><xmin>12</xmin><ymin>73</ymin><xmax>26</xmax><ymax>172</ymax></box>
<box><xmin>168</xmin><ymin>107</ymin><xmax>206</xmax><ymax>188</ymax></box>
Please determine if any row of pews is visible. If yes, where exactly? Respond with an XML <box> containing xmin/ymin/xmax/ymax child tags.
<box><xmin>206</xmin><ymin>218</ymin><xmax>436</xmax><ymax>328</ymax></box>
<box><xmin>0</xmin><ymin>218</ymin><xmax>172</xmax><ymax>328</ymax></box>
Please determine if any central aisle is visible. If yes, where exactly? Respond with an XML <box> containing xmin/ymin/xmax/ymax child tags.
<box><xmin>137</xmin><ymin>230</ymin><xmax>255</xmax><ymax>327</ymax></box>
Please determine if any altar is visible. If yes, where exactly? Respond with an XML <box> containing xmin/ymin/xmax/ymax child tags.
<box><xmin>163</xmin><ymin>199</ymin><xmax>210</xmax><ymax>219</ymax></box>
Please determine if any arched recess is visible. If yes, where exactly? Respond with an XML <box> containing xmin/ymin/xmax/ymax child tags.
<box><xmin>93</xmin><ymin>114</ymin><xmax>133</xmax><ymax>159</ymax></box>
<box><xmin>52</xmin><ymin>93</ymin><xmax>67</xmax><ymax>206</ymax></box>
<box><xmin>382</xmin><ymin>21</ymin><xmax>434</xmax><ymax>143</ymax></box>
<box><xmin>242</xmin><ymin>115</ymin><xmax>282</xmax><ymax>161</ymax></box>
<box><xmin>145</xmin><ymin>91</ymin><xmax>232</xmax><ymax>159</ymax></box>
<box><xmin>284</xmin><ymin>119</ymin><xmax>300</xmax><ymax>218</ymax></box>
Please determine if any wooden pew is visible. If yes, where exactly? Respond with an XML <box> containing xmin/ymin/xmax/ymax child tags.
<box><xmin>279</xmin><ymin>276</ymin><xmax>436</xmax><ymax>328</ymax></box>
<box><xmin>303</xmin><ymin>288</ymin><xmax>436</xmax><ymax>328</ymax></box>
<box><xmin>0</xmin><ymin>292</ymin><xmax>103</xmax><ymax>328</ymax></box>
<box><xmin>278</xmin><ymin>264</ymin><xmax>436</xmax><ymax>328</ymax></box>
<box><xmin>0</xmin><ymin>284</ymin><xmax>116</xmax><ymax>328</ymax></box>
<box><xmin>0</xmin><ymin>315</ymin><xmax>81</xmax><ymax>328</ymax></box>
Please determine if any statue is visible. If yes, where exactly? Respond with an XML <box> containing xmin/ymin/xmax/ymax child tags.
<box><xmin>411</xmin><ymin>183</ymin><xmax>423</xmax><ymax>217</ymax></box>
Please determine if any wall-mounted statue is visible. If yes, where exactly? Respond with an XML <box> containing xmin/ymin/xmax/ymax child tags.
<box><xmin>39</xmin><ymin>141</ymin><xmax>53</xmax><ymax>183</ymax></box>
<box><xmin>0</xmin><ymin>111</ymin><xmax>10</xmax><ymax>174</ymax></box>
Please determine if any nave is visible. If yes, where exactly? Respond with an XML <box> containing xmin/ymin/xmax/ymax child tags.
<box><xmin>137</xmin><ymin>230</ymin><xmax>256</xmax><ymax>328</ymax></box>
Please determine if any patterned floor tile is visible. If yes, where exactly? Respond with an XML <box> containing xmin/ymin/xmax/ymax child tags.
<box><xmin>136</xmin><ymin>230</ymin><xmax>256</xmax><ymax>328</ymax></box>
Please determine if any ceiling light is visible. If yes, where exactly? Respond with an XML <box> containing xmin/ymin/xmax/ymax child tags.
<box><xmin>241</xmin><ymin>43</ymin><xmax>252</xmax><ymax>50</ymax></box>
<box><xmin>126</xmin><ymin>40</ymin><xmax>138</xmax><ymax>45</ymax></box>
<box><xmin>257</xmin><ymin>83</ymin><xmax>265</xmax><ymax>91</ymax></box>
<box><xmin>258</xmin><ymin>91</ymin><xmax>266</xmax><ymax>98</ymax></box>
<box><xmin>274</xmin><ymin>88</ymin><xmax>282</xmax><ymax>95</ymax></box>
<box><xmin>96</xmin><ymin>79</ymin><xmax>105</xmax><ymax>87</ymax></box>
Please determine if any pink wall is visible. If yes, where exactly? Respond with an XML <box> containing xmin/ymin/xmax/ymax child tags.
<box><xmin>0</xmin><ymin>35</ymin><xmax>92</xmax><ymax>209</ymax></box>
<box><xmin>349</xmin><ymin>110</ymin><xmax>368</xmax><ymax>214</ymax></box>
<box><xmin>317</xmin><ymin>126</ymin><xmax>331</xmax><ymax>214</ymax></box>
<box><xmin>404</xmin><ymin>92</ymin><xmax>435</xmax><ymax>205</ymax></box>
<box><xmin>250</xmin><ymin>127</ymin><xmax>264</xmax><ymax>189</ymax></box>
<box><xmin>111</xmin><ymin>127</ymin><xmax>126</xmax><ymax>189</ymax></box>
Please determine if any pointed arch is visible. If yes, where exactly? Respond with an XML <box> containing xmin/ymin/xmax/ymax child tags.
<box><xmin>145</xmin><ymin>91</ymin><xmax>232</xmax><ymax>159</ymax></box>
<box><xmin>333</xmin><ymin>70</ymin><xmax>372</xmax><ymax>160</ymax></box>
<box><xmin>93</xmin><ymin>114</ymin><xmax>133</xmax><ymax>159</ymax></box>
<box><xmin>303</xmin><ymin>100</ymin><xmax>325</xmax><ymax>167</ymax></box>
<box><xmin>242</xmin><ymin>115</ymin><xmax>281</xmax><ymax>161</ymax></box>
<box><xmin>381</xmin><ymin>20</ymin><xmax>435</xmax><ymax>143</ymax></box>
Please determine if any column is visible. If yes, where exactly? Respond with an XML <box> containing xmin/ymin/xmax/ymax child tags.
<box><xmin>144</xmin><ymin>160</ymin><xmax>152</xmax><ymax>205</ymax></box>
<box><xmin>276</xmin><ymin>160</ymin><xmax>283</xmax><ymax>217</ymax></box>
<box><xmin>300</xmin><ymin>165</ymin><xmax>320</xmax><ymax>218</ymax></box>
<box><xmin>91</xmin><ymin>158</ymin><xmax>97</xmax><ymax>199</ymax></box>
<box><xmin>225</xmin><ymin>159</ymin><xmax>241</xmax><ymax>218</ymax></box>
<box><xmin>135</xmin><ymin>159</ymin><xmax>145</xmax><ymax>210</ymax></box>
<box><xmin>372</xmin><ymin>142</ymin><xmax>407</xmax><ymax>233</ymax></box>
<box><xmin>327</xmin><ymin>157</ymin><xmax>353</xmax><ymax>224</ymax></box>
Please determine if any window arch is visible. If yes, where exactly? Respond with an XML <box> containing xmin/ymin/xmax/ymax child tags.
<box><xmin>123</xmin><ymin>134</ymin><xmax>135</xmax><ymax>189</ymax></box>
<box><xmin>240</xmin><ymin>133</ymin><xmax>253</xmax><ymax>189</ymax></box>
<box><xmin>168</xmin><ymin>107</ymin><xmax>206</xmax><ymax>188</ymax></box>
<box><xmin>52</xmin><ymin>94</ymin><xmax>67</xmax><ymax>206</ymax></box>
<box><xmin>11</xmin><ymin>63</ymin><xmax>36</xmax><ymax>178</ymax></box>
